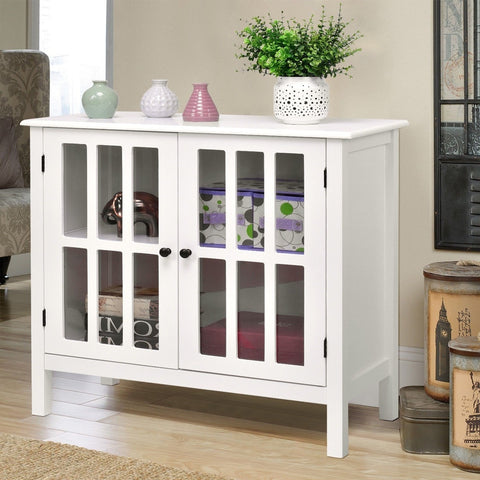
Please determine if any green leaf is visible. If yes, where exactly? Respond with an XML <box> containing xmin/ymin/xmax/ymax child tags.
<box><xmin>235</xmin><ymin>5</ymin><xmax>362</xmax><ymax>77</ymax></box>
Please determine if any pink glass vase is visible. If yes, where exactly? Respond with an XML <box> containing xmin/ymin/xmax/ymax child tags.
<box><xmin>183</xmin><ymin>83</ymin><xmax>219</xmax><ymax>122</ymax></box>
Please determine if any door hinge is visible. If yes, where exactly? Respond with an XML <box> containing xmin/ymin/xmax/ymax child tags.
<box><xmin>323</xmin><ymin>168</ymin><xmax>327</xmax><ymax>188</ymax></box>
<box><xmin>41</xmin><ymin>154</ymin><xmax>45</xmax><ymax>173</ymax></box>
<box><xmin>324</xmin><ymin>338</ymin><xmax>327</xmax><ymax>358</ymax></box>
<box><xmin>42</xmin><ymin>308</ymin><xmax>46</xmax><ymax>327</ymax></box>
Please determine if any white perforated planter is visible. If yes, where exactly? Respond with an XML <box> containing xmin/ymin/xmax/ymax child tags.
<box><xmin>273</xmin><ymin>77</ymin><xmax>329</xmax><ymax>125</ymax></box>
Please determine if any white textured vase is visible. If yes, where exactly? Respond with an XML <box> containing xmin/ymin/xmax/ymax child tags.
<box><xmin>273</xmin><ymin>77</ymin><xmax>329</xmax><ymax>125</ymax></box>
<box><xmin>140</xmin><ymin>79</ymin><xmax>178</xmax><ymax>118</ymax></box>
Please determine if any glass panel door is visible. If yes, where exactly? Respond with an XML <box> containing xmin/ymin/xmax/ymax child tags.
<box><xmin>179</xmin><ymin>134</ymin><xmax>326</xmax><ymax>386</ymax></box>
<box><xmin>44</xmin><ymin>129</ymin><xmax>178</xmax><ymax>368</ymax></box>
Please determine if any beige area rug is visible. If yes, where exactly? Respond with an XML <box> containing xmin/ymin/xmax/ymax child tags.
<box><xmin>0</xmin><ymin>433</ymin><xmax>232</xmax><ymax>480</ymax></box>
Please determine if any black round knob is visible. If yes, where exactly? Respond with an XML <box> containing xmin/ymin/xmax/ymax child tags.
<box><xmin>179</xmin><ymin>248</ymin><xmax>192</xmax><ymax>258</ymax></box>
<box><xmin>159</xmin><ymin>248</ymin><xmax>172</xmax><ymax>257</ymax></box>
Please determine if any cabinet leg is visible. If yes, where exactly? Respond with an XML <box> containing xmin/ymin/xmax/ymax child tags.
<box><xmin>31</xmin><ymin>369</ymin><xmax>52</xmax><ymax>416</ymax></box>
<box><xmin>101</xmin><ymin>377</ymin><xmax>120</xmax><ymax>386</ymax></box>
<box><xmin>326</xmin><ymin>401</ymin><xmax>348</xmax><ymax>458</ymax></box>
<box><xmin>378</xmin><ymin>374</ymin><xmax>399</xmax><ymax>421</ymax></box>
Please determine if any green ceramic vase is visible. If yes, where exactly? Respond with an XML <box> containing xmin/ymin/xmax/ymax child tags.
<box><xmin>81</xmin><ymin>80</ymin><xmax>118</xmax><ymax>119</ymax></box>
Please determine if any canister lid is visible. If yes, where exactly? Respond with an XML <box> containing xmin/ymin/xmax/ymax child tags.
<box><xmin>449</xmin><ymin>335</ymin><xmax>480</xmax><ymax>356</ymax></box>
<box><xmin>399</xmin><ymin>386</ymin><xmax>449</xmax><ymax>420</ymax></box>
<box><xmin>423</xmin><ymin>261</ymin><xmax>480</xmax><ymax>282</ymax></box>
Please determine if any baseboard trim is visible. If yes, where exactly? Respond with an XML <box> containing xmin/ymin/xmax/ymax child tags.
<box><xmin>399</xmin><ymin>345</ymin><xmax>424</xmax><ymax>388</ymax></box>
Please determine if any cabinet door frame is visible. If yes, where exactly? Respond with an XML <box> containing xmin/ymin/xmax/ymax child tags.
<box><xmin>43</xmin><ymin>128</ymin><xmax>179</xmax><ymax>368</ymax></box>
<box><xmin>178</xmin><ymin>133</ymin><xmax>326</xmax><ymax>386</ymax></box>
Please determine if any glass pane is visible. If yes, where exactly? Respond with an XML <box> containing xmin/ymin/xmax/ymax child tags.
<box><xmin>440</xmin><ymin>104</ymin><xmax>465</xmax><ymax>155</ymax></box>
<box><xmin>98</xmin><ymin>145</ymin><xmax>122</xmax><ymax>240</ymax></box>
<box><xmin>39</xmin><ymin>0</ymin><xmax>108</xmax><ymax>115</ymax></box>
<box><xmin>63</xmin><ymin>144</ymin><xmax>87</xmax><ymax>237</ymax></box>
<box><xmin>439</xmin><ymin>161</ymin><xmax>480</xmax><ymax>244</ymax></box>
<box><xmin>276</xmin><ymin>265</ymin><xmax>304</xmax><ymax>366</ymax></box>
<box><xmin>199</xmin><ymin>150</ymin><xmax>226</xmax><ymax>247</ymax></box>
<box><xmin>133</xmin><ymin>254</ymin><xmax>159</xmax><ymax>350</ymax></box>
<box><xmin>64</xmin><ymin>247</ymin><xmax>87</xmax><ymax>341</ymax></box>
<box><xmin>199</xmin><ymin>258</ymin><xmax>226</xmax><ymax>357</ymax></box>
<box><xmin>468</xmin><ymin>1</ymin><xmax>477</xmax><ymax>99</ymax></box>
<box><xmin>238</xmin><ymin>261</ymin><xmax>264</xmax><ymax>361</ymax></box>
<box><xmin>276</xmin><ymin>154</ymin><xmax>304</xmax><ymax>253</ymax></box>
<box><xmin>98</xmin><ymin>250</ymin><xmax>123</xmax><ymax>346</ymax></box>
<box><xmin>475</xmin><ymin>1</ymin><xmax>480</xmax><ymax>99</ymax></box>
<box><xmin>133</xmin><ymin>147</ymin><xmax>159</xmax><ymax>243</ymax></box>
<box><xmin>469</xmin><ymin>104</ymin><xmax>480</xmax><ymax>154</ymax></box>
<box><xmin>236</xmin><ymin>152</ymin><xmax>264</xmax><ymax>250</ymax></box>
<box><xmin>440</xmin><ymin>0</ymin><xmax>465</xmax><ymax>100</ymax></box>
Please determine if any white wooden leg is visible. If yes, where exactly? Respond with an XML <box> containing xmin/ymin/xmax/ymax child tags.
<box><xmin>327</xmin><ymin>399</ymin><xmax>348</xmax><ymax>458</ymax></box>
<box><xmin>379</xmin><ymin>370</ymin><xmax>399</xmax><ymax>421</ymax></box>
<box><xmin>31</xmin><ymin>368</ymin><xmax>52</xmax><ymax>416</ymax></box>
<box><xmin>101</xmin><ymin>377</ymin><xmax>119</xmax><ymax>386</ymax></box>
<box><xmin>325</xmin><ymin>139</ymin><xmax>348</xmax><ymax>458</ymax></box>
<box><xmin>379</xmin><ymin>129</ymin><xmax>400</xmax><ymax>422</ymax></box>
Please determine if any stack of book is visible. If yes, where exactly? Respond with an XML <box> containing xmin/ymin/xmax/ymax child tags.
<box><xmin>85</xmin><ymin>286</ymin><xmax>159</xmax><ymax>350</ymax></box>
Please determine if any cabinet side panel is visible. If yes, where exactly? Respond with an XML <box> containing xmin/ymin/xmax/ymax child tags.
<box><xmin>343</xmin><ymin>133</ymin><xmax>398</xmax><ymax>411</ymax></box>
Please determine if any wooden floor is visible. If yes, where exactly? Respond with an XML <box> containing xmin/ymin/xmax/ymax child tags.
<box><xmin>0</xmin><ymin>276</ymin><xmax>473</xmax><ymax>479</ymax></box>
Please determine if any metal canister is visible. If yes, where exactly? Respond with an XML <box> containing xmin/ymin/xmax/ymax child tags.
<box><xmin>424</xmin><ymin>262</ymin><xmax>480</xmax><ymax>401</ymax></box>
<box><xmin>449</xmin><ymin>336</ymin><xmax>480</xmax><ymax>471</ymax></box>
<box><xmin>399</xmin><ymin>386</ymin><xmax>449</xmax><ymax>454</ymax></box>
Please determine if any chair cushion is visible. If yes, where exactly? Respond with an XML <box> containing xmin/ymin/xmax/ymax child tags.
<box><xmin>0</xmin><ymin>117</ymin><xmax>24</xmax><ymax>188</ymax></box>
<box><xmin>0</xmin><ymin>187</ymin><xmax>30</xmax><ymax>257</ymax></box>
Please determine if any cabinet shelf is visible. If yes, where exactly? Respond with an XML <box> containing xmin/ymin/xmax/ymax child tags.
<box><xmin>64</xmin><ymin>227</ymin><xmax>87</xmax><ymax>239</ymax></box>
<box><xmin>64</xmin><ymin>229</ymin><xmax>160</xmax><ymax>248</ymax></box>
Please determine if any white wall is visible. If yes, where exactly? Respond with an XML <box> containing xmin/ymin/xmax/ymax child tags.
<box><xmin>111</xmin><ymin>0</ymin><xmax>475</xmax><ymax>350</ymax></box>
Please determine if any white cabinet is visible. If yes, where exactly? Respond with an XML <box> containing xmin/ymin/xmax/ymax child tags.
<box><xmin>25</xmin><ymin>113</ymin><xmax>407</xmax><ymax>458</ymax></box>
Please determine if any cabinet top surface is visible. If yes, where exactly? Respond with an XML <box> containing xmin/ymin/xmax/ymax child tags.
<box><xmin>22</xmin><ymin>112</ymin><xmax>408</xmax><ymax>139</ymax></box>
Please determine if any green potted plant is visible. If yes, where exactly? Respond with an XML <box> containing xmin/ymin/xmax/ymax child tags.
<box><xmin>236</xmin><ymin>6</ymin><xmax>362</xmax><ymax>124</ymax></box>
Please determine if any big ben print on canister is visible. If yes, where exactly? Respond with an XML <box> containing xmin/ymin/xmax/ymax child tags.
<box><xmin>424</xmin><ymin>262</ymin><xmax>480</xmax><ymax>402</ymax></box>
<box><xmin>435</xmin><ymin>299</ymin><xmax>452</xmax><ymax>382</ymax></box>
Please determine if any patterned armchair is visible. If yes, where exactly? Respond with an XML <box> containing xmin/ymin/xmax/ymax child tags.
<box><xmin>0</xmin><ymin>50</ymin><xmax>49</xmax><ymax>284</ymax></box>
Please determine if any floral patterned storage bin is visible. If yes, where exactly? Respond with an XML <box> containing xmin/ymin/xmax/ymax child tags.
<box><xmin>199</xmin><ymin>178</ymin><xmax>304</xmax><ymax>252</ymax></box>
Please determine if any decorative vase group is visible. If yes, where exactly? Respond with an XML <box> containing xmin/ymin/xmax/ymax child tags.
<box><xmin>139</xmin><ymin>80</ymin><xmax>219</xmax><ymax>122</ymax></box>
<box><xmin>81</xmin><ymin>80</ymin><xmax>118</xmax><ymax>119</ymax></box>
<box><xmin>81</xmin><ymin>77</ymin><xmax>330</xmax><ymax>125</ymax></box>
<box><xmin>273</xmin><ymin>77</ymin><xmax>329</xmax><ymax>125</ymax></box>
<box><xmin>140</xmin><ymin>79</ymin><xmax>178</xmax><ymax>118</ymax></box>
